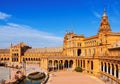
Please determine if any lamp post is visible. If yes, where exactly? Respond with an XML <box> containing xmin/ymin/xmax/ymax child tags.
<box><xmin>23</xmin><ymin>60</ymin><xmax>26</xmax><ymax>76</ymax></box>
<box><xmin>9</xmin><ymin>62</ymin><xmax>11</xmax><ymax>80</ymax></box>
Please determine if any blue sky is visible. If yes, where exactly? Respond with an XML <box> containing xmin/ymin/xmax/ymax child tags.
<box><xmin>0</xmin><ymin>0</ymin><xmax>120</xmax><ymax>48</ymax></box>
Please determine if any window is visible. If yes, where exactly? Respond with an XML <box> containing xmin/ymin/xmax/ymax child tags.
<box><xmin>91</xmin><ymin>61</ymin><xmax>93</xmax><ymax>70</ymax></box>
<box><xmin>77</xmin><ymin>49</ymin><xmax>81</xmax><ymax>56</ymax></box>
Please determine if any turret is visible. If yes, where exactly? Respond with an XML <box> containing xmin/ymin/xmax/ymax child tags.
<box><xmin>98</xmin><ymin>9</ymin><xmax>112</xmax><ymax>33</ymax></box>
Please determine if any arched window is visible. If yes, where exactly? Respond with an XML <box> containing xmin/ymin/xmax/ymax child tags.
<box><xmin>91</xmin><ymin>61</ymin><xmax>93</xmax><ymax>70</ymax></box>
<box><xmin>77</xmin><ymin>49</ymin><xmax>81</xmax><ymax>56</ymax></box>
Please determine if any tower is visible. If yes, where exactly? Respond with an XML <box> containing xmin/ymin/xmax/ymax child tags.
<box><xmin>98</xmin><ymin>9</ymin><xmax>112</xmax><ymax>33</ymax></box>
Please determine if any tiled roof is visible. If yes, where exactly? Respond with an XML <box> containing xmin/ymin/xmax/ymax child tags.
<box><xmin>25</xmin><ymin>47</ymin><xmax>63</xmax><ymax>53</ymax></box>
<box><xmin>0</xmin><ymin>49</ymin><xmax>10</xmax><ymax>54</ymax></box>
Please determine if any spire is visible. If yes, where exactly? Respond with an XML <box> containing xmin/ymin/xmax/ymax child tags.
<box><xmin>70</xmin><ymin>24</ymin><xmax>74</xmax><ymax>33</ymax></box>
<box><xmin>98</xmin><ymin>9</ymin><xmax>112</xmax><ymax>33</ymax></box>
<box><xmin>10</xmin><ymin>42</ymin><xmax>12</xmax><ymax>47</ymax></box>
<box><xmin>103</xmin><ymin>8</ymin><xmax>107</xmax><ymax>16</ymax></box>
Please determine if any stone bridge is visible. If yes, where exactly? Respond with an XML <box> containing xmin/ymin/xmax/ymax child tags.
<box><xmin>25</xmin><ymin>65</ymin><xmax>45</xmax><ymax>76</ymax></box>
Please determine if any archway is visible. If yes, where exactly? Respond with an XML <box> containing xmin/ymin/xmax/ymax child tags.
<box><xmin>116</xmin><ymin>65</ymin><xmax>118</xmax><ymax>78</ymax></box>
<box><xmin>105</xmin><ymin>63</ymin><xmax>107</xmax><ymax>72</ymax></box>
<box><xmin>48</xmin><ymin>60</ymin><xmax>53</xmax><ymax>67</ymax></box>
<box><xmin>83</xmin><ymin>60</ymin><xmax>85</xmax><ymax>68</ymax></box>
<box><xmin>48</xmin><ymin>60</ymin><xmax>53</xmax><ymax>71</ymax></box>
<box><xmin>59</xmin><ymin>60</ymin><xmax>63</xmax><ymax>70</ymax></box>
<box><xmin>77</xmin><ymin>49</ymin><xmax>81</xmax><ymax>56</ymax></box>
<box><xmin>64</xmin><ymin>60</ymin><xmax>68</xmax><ymax>69</ymax></box>
<box><xmin>112</xmin><ymin>64</ymin><xmax>114</xmax><ymax>76</ymax></box>
<box><xmin>54</xmin><ymin>60</ymin><xmax>58</xmax><ymax>71</ymax></box>
<box><xmin>108</xmin><ymin>63</ymin><xmax>110</xmax><ymax>74</ymax></box>
<box><xmin>101</xmin><ymin>62</ymin><xmax>103</xmax><ymax>71</ymax></box>
<box><xmin>91</xmin><ymin>61</ymin><xmax>93</xmax><ymax>70</ymax></box>
<box><xmin>69</xmin><ymin>60</ymin><xmax>73</xmax><ymax>68</ymax></box>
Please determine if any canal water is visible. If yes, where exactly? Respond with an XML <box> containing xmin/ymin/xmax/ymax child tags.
<box><xmin>21</xmin><ymin>79</ymin><xmax>41</xmax><ymax>84</ymax></box>
<box><xmin>0</xmin><ymin>67</ymin><xmax>41</xmax><ymax>84</ymax></box>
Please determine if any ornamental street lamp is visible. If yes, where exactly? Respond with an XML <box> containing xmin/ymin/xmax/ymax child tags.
<box><xmin>23</xmin><ymin>60</ymin><xmax>26</xmax><ymax>75</ymax></box>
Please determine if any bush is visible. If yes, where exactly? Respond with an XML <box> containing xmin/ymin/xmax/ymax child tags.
<box><xmin>75</xmin><ymin>67</ymin><xmax>82</xmax><ymax>72</ymax></box>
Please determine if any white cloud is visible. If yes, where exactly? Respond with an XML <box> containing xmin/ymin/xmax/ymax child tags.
<box><xmin>93</xmin><ymin>11</ymin><xmax>101</xmax><ymax>19</ymax></box>
<box><xmin>0</xmin><ymin>12</ymin><xmax>11</xmax><ymax>20</ymax></box>
<box><xmin>0</xmin><ymin>23</ymin><xmax>63</xmax><ymax>48</ymax></box>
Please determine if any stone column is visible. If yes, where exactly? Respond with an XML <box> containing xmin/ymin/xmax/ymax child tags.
<box><xmin>110</xmin><ymin>68</ymin><xmax>112</xmax><ymax>75</ymax></box>
<box><xmin>58</xmin><ymin>60</ymin><xmax>59</xmax><ymax>71</ymax></box>
<box><xmin>62</xmin><ymin>60</ymin><xmax>63</xmax><ymax>70</ymax></box>
<box><xmin>81</xmin><ymin>60</ymin><xmax>82</xmax><ymax>68</ymax></box>
<box><xmin>106</xmin><ymin>66</ymin><xmax>108</xmax><ymax>73</ymax></box>
<box><xmin>118</xmin><ymin>70</ymin><xmax>120</xmax><ymax>79</ymax></box>
<box><xmin>103</xmin><ymin>65</ymin><xmax>105</xmax><ymax>72</ymax></box>
<box><xmin>63</xmin><ymin>60</ymin><xmax>65</xmax><ymax>69</ymax></box>
<box><xmin>53</xmin><ymin>60</ymin><xmax>55</xmax><ymax>71</ymax></box>
<box><xmin>100</xmin><ymin>63</ymin><xmax>101</xmax><ymax>71</ymax></box>
<box><xmin>114</xmin><ymin>69</ymin><xmax>116</xmax><ymax>77</ymax></box>
<box><xmin>79</xmin><ymin>60</ymin><xmax>81</xmax><ymax>67</ymax></box>
<box><xmin>75</xmin><ymin>60</ymin><xmax>77</xmax><ymax>67</ymax></box>
<box><xmin>68</xmin><ymin>60</ymin><xmax>69</xmax><ymax>71</ymax></box>
<box><xmin>107</xmin><ymin>66</ymin><xmax>109</xmax><ymax>74</ymax></box>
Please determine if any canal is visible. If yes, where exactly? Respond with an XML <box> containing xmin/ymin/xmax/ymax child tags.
<box><xmin>21</xmin><ymin>78</ymin><xmax>41</xmax><ymax>84</ymax></box>
<box><xmin>0</xmin><ymin>67</ymin><xmax>41</xmax><ymax>84</ymax></box>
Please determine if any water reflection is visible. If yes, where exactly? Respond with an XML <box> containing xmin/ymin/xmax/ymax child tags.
<box><xmin>21</xmin><ymin>78</ymin><xmax>41</xmax><ymax>84</ymax></box>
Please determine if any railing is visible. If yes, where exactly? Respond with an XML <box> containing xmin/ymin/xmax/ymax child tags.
<box><xmin>100</xmin><ymin>71</ymin><xmax>120</xmax><ymax>83</ymax></box>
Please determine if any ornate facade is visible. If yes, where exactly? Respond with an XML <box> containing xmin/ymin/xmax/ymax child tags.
<box><xmin>1</xmin><ymin>10</ymin><xmax>120</xmax><ymax>83</ymax></box>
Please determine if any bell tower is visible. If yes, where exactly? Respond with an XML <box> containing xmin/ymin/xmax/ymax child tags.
<box><xmin>98</xmin><ymin>9</ymin><xmax>112</xmax><ymax>33</ymax></box>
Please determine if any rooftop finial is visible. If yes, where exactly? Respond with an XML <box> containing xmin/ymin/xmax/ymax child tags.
<box><xmin>10</xmin><ymin>42</ymin><xmax>12</xmax><ymax>47</ymax></box>
<box><xmin>70</xmin><ymin>24</ymin><xmax>73</xmax><ymax>33</ymax></box>
<box><xmin>103</xmin><ymin>8</ymin><xmax>107</xmax><ymax>16</ymax></box>
<box><xmin>65</xmin><ymin>29</ymin><xmax>68</xmax><ymax>34</ymax></box>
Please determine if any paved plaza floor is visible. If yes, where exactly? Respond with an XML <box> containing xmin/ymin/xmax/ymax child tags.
<box><xmin>47</xmin><ymin>71</ymin><xmax>105</xmax><ymax>84</ymax></box>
